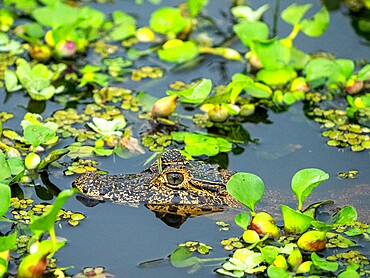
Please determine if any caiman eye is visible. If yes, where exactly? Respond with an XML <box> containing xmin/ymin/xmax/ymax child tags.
<box><xmin>166</xmin><ymin>172</ymin><xmax>184</xmax><ymax>186</ymax></box>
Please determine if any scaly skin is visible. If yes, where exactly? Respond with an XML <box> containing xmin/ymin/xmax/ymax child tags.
<box><xmin>73</xmin><ymin>149</ymin><xmax>239</xmax><ymax>216</ymax></box>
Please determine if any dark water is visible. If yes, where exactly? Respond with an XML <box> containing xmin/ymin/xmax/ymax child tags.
<box><xmin>1</xmin><ymin>0</ymin><xmax>369</xmax><ymax>277</ymax></box>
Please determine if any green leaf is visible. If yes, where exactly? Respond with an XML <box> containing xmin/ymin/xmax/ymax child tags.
<box><xmin>7</xmin><ymin>157</ymin><xmax>24</xmax><ymax>175</ymax></box>
<box><xmin>253</xmin><ymin>39</ymin><xmax>290</xmax><ymax>69</ymax></box>
<box><xmin>24</xmin><ymin>125</ymin><xmax>56</xmax><ymax>147</ymax></box>
<box><xmin>267</xmin><ymin>265</ymin><xmax>292</xmax><ymax>278</ymax></box>
<box><xmin>4</xmin><ymin>70</ymin><xmax>21</xmax><ymax>92</ymax></box>
<box><xmin>280</xmin><ymin>204</ymin><xmax>313</xmax><ymax>234</ymax></box>
<box><xmin>67</xmin><ymin>144</ymin><xmax>95</xmax><ymax>159</ymax></box>
<box><xmin>338</xmin><ymin>270</ymin><xmax>360</xmax><ymax>278</ymax></box>
<box><xmin>0</xmin><ymin>183</ymin><xmax>11</xmax><ymax>218</ymax></box>
<box><xmin>172</xmin><ymin>132</ymin><xmax>232</xmax><ymax>157</ymax></box>
<box><xmin>0</xmin><ymin>232</ymin><xmax>17</xmax><ymax>252</ymax></box>
<box><xmin>188</xmin><ymin>0</ymin><xmax>208</xmax><ymax>17</ymax></box>
<box><xmin>235</xmin><ymin>211</ymin><xmax>250</xmax><ymax>229</ymax></box>
<box><xmin>291</xmin><ymin>168</ymin><xmax>329</xmax><ymax>211</ymax></box>
<box><xmin>170</xmin><ymin>247</ymin><xmax>200</xmax><ymax>268</ymax></box>
<box><xmin>167</xmin><ymin>78</ymin><xmax>212</xmax><ymax>104</ymax></box>
<box><xmin>150</xmin><ymin>7</ymin><xmax>188</xmax><ymax>34</ymax></box>
<box><xmin>300</xmin><ymin>6</ymin><xmax>329</xmax><ymax>37</ymax></box>
<box><xmin>109</xmin><ymin>11</ymin><xmax>136</xmax><ymax>41</ymax></box>
<box><xmin>0</xmin><ymin>153</ymin><xmax>11</xmax><ymax>181</ymax></box>
<box><xmin>38</xmin><ymin>148</ymin><xmax>70</xmax><ymax>170</ymax></box>
<box><xmin>281</xmin><ymin>3</ymin><xmax>312</xmax><ymax>26</ymax></box>
<box><xmin>158</xmin><ymin>40</ymin><xmax>198</xmax><ymax>63</ymax></box>
<box><xmin>311</xmin><ymin>252</ymin><xmax>338</xmax><ymax>272</ymax></box>
<box><xmin>233</xmin><ymin>21</ymin><xmax>269</xmax><ymax>48</ymax></box>
<box><xmin>231</xmin><ymin>5</ymin><xmax>269</xmax><ymax>22</ymax></box>
<box><xmin>260</xmin><ymin>246</ymin><xmax>280</xmax><ymax>264</ymax></box>
<box><xmin>244</xmin><ymin>82</ymin><xmax>271</xmax><ymax>98</ymax></box>
<box><xmin>226</xmin><ymin>172</ymin><xmax>264</xmax><ymax>212</ymax></box>
<box><xmin>256</xmin><ymin>68</ymin><xmax>297</xmax><ymax>86</ymax></box>
<box><xmin>32</xmin><ymin>2</ymin><xmax>77</xmax><ymax>28</ymax></box>
<box><xmin>29</xmin><ymin>189</ymin><xmax>77</xmax><ymax>235</ymax></box>
<box><xmin>357</xmin><ymin>64</ymin><xmax>370</xmax><ymax>81</ymax></box>
<box><xmin>327</xmin><ymin>206</ymin><xmax>357</xmax><ymax>225</ymax></box>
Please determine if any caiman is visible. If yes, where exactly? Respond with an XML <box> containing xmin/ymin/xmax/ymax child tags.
<box><xmin>73</xmin><ymin>149</ymin><xmax>239</xmax><ymax>217</ymax></box>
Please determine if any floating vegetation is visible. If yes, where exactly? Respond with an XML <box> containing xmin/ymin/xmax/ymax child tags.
<box><xmin>0</xmin><ymin>0</ymin><xmax>369</xmax><ymax>276</ymax></box>
<box><xmin>337</xmin><ymin>170</ymin><xmax>359</xmax><ymax>179</ymax></box>
<box><xmin>178</xmin><ymin>241</ymin><xmax>213</xmax><ymax>255</ymax></box>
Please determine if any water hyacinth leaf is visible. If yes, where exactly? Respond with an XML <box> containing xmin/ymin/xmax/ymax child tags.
<box><xmin>29</xmin><ymin>189</ymin><xmax>77</xmax><ymax>235</ymax></box>
<box><xmin>0</xmin><ymin>153</ymin><xmax>11</xmax><ymax>181</ymax></box>
<box><xmin>67</xmin><ymin>144</ymin><xmax>95</xmax><ymax>159</ymax></box>
<box><xmin>172</xmin><ymin>132</ymin><xmax>232</xmax><ymax>157</ymax></box>
<box><xmin>357</xmin><ymin>64</ymin><xmax>370</xmax><ymax>81</ymax></box>
<box><xmin>300</xmin><ymin>6</ymin><xmax>329</xmax><ymax>37</ymax></box>
<box><xmin>108</xmin><ymin>11</ymin><xmax>136</xmax><ymax>41</ymax></box>
<box><xmin>266</xmin><ymin>265</ymin><xmax>291</xmax><ymax>278</ymax></box>
<box><xmin>24</xmin><ymin>125</ymin><xmax>56</xmax><ymax>147</ymax></box>
<box><xmin>87</xmin><ymin>117</ymin><xmax>126</xmax><ymax>136</ymax></box>
<box><xmin>167</xmin><ymin>78</ymin><xmax>212</xmax><ymax>105</ymax></box>
<box><xmin>311</xmin><ymin>252</ymin><xmax>338</xmax><ymax>272</ymax></box>
<box><xmin>291</xmin><ymin>168</ymin><xmax>329</xmax><ymax>211</ymax></box>
<box><xmin>245</xmin><ymin>82</ymin><xmax>271</xmax><ymax>98</ymax></box>
<box><xmin>344</xmin><ymin>228</ymin><xmax>363</xmax><ymax>237</ymax></box>
<box><xmin>280</xmin><ymin>204</ymin><xmax>313</xmax><ymax>234</ymax></box>
<box><xmin>158</xmin><ymin>40</ymin><xmax>198</xmax><ymax>63</ymax></box>
<box><xmin>304</xmin><ymin>58</ymin><xmax>351</xmax><ymax>87</ymax></box>
<box><xmin>32</xmin><ymin>2</ymin><xmax>77</xmax><ymax>28</ymax></box>
<box><xmin>182</xmin><ymin>133</ymin><xmax>232</xmax><ymax>157</ymax></box>
<box><xmin>215</xmin><ymin>268</ymin><xmax>244</xmax><ymax>278</ymax></box>
<box><xmin>4</xmin><ymin>70</ymin><xmax>21</xmax><ymax>92</ymax></box>
<box><xmin>226</xmin><ymin>173</ymin><xmax>264</xmax><ymax>212</ymax></box>
<box><xmin>338</xmin><ymin>269</ymin><xmax>360</xmax><ymax>278</ymax></box>
<box><xmin>0</xmin><ymin>183</ymin><xmax>11</xmax><ymax>218</ymax></box>
<box><xmin>327</xmin><ymin>206</ymin><xmax>357</xmax><ymax>225</ymax></box>
<box><xmin>231</xmin><ymin>5</ymin><xmax>269</xmax><ymax>22</ymax></box>
<box><xmin>0</xmin><ymin>232</ymin><xmax>17</xmax><ymax>252</ymax></box>
<box><xmin>188</xmin><ymin>0</ymin><xmax>208</xmax><ymax>17</ymax></box>
<box><xmin>311</xmin><ymin>220</ymin><xmax>332</xmax><ymax>231</ymax></box>
<box><xmin>260</xmin><ymin>246</ymin><xmax>280</xmax><ymax>264</ymax></box>
<box><xmin>150</xmin><ymin>7</ymin><xmax>187</xmax><ymax>35</ymax></box>
<box><xmin>233</xmin><ymin>21</ymin><xmax>269</xmax><ymax>48</ymax></box>
<box><xmin>281</xmin><ymin>4</ymin><xmax>312</xmax><ymax>26</ymax></box>
<box><xmin>136</xmin><ymin>91</ymin><xmax>158</xmax><ymax>111</ymax></box>
<box><xmin>335</xmin><ymin>59</ymin><xmax>355</xmax><ymax>80</ymax></box>
<box><xmin>6</xmin><ymin>157</ymin><xmax>24</xmax><ymax>175</ymax></box>
<box><xmin>170</xmin><ymin>247</ymin><xmax>200</xmax><ymax>268</ymax></box>
<box><xmin>38</xmin><ymin>148</ymin><xmax>70</xmax><ymax>170</ymax></box>
<box><xmin>235</xmin><ymin>211</ymin><xmax>250</xmax><ymax>230</ymax></box>
<box><xmin>256</xmin><ymin>68</ymin><xmax>297</xmax><ymax>86</ymax></box>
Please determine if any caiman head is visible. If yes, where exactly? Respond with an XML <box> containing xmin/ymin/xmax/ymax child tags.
<box><xmin>73</xmin><ymin>149</ymin><xmax>239</xmax><ymax>217</ymax></box>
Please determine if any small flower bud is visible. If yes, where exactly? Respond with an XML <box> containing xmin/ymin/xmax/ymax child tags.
<box><xmin>242</xmin><ymin>229</ymin><xmax>260</xmax><ymax>243</ymax></box>
<box><xmin>136</xmin><ymin>27</ymin><xmax>156</xmax><ymax>42</ymax></box>
<box><xmin>290</xmin><ymin>77</ymin><xmax>310</xmax><ymax>92</ymax></box>
<box><xmin>297</xmin><ymin>230</ymin><xmax>327</xmax><ymax>252</ymax></box>
<box><xmin>30</xmin><ymin>45</ymin><xmax>52</xmax><ymax>61</ymax></box>
<box><xmin>208</xmin><ymin>105</ymin><xmax>229</xmax><ymax>122</ymax></box>
<box><xmin>345</xmin><ymin>79</ymin><xmax>363</xmax><ymax>95</ymax></box>
<box><xmin>249</xmin><ymin>212</ymin><xmax>280</xmax><ymax>238</ymax></box>
<box><xmin>55</xmin><ymin>40</ymin><xmax>77</xmax><ymax>58</ymax></box>
<box><xmin>246</xmin><ymin>51</ymin><xmax>263</xmax><ymax>69</ymax></box>
<box><xmin>272</xmin><ymin>254</ymin><xmax>288</xmax><ymax>270</ymax></box>
<box><xmin>296</xmin><ymin>261</ymin><xmax>313</xmax><ymax>274</ymax></box>
<box><xmin>25</xmin><ymin>152</ymin><xmax>41</xmax><ymax>170</ymax></box>
<box><xmin>151</xmin><ymin>95</ymin><xmax>178</xmax><ymax>118</ymax></box>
